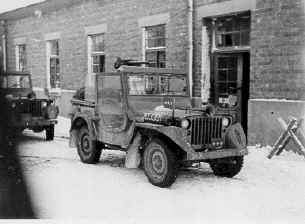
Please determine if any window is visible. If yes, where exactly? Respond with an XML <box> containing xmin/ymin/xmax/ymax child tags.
<box><xmin>16</xmin><ymin>44</ymin><xmax>27</xmax><ymax>72</ymax></box>
<box><xmin>214</xmin><ymin>12</ymin><xmax>250</xmax><ymax>48</ymax></box>
<box><xmin>89</xmin><ymin>34</ymin><xmax>105</xmax><ymax>73</ymax></box>
<box><xmin>217</xmin><ymin>56</ymin><xmax>238</xmax><ymax>96</ymax></box>
<box><xmin>144</xmin><ymin>24</ymin><xmax>166</xmax><ymax>68</ymax></box>
<box><xmin>46</xmin><ymin>40</ymin><xmax>60</xmax><ymax>89</ymax></box>
<box><xmin>128</xmin><ymin>74</ymin><xmax>187</xmax><ymax>96</ymax></box>
<box><xmin>0</xmin><ymin>75</ymin><xmax>30</xmax><ymax>89</ymax></box>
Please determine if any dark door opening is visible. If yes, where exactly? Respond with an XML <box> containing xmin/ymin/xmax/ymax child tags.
<box><xmin>213</xmin><ymin>52</ymin><xmax>250</xmax><ymax>135</ymax></box>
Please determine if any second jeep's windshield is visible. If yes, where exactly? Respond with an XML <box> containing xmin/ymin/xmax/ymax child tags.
<box><xmin>0</xmin><ymin>75</ymin><xmax>31</xmax><ymax>89</ymax></box>
<box><xmin>128</xmin><ymin>74</ymin><xmax>188</xmax><ymax>96</ymax></box>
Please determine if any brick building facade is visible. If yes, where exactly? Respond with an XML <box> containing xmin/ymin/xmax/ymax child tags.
<box><xmin>0</xmin><ymin>0</ymin><xmax>305</xmax><ymax>145</ymax></box>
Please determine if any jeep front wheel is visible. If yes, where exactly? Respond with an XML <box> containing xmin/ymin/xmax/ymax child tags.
<box><xmin>209</xmin><ymin>156</ymin><xmax>243</xmax><ymax>178</ymax></box>
<box><xmin>46</xmin><ymin>125</ymin><xmax>54</xmax><ymax>141</ymax></box>
<box><xmin>77</xmin><ymin>127</ymin><xmax>101</xmax><ymax>164</ymax></box>
<box><xmin>143</xmin><ymin>139</ymin><xmax>178</xmax><ymax>188</ymax></box>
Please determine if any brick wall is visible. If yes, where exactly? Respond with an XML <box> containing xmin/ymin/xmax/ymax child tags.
<box><xmin>4</xmin><ymin>0</ymin><xmax>305</xmax><ymax>100</ymax></box>
<box><xmin>251</xmin><ymin>0</ymin><xmax>305</xmax><ymax>100</ymax></box>
<box><xmin>5</xmin><ymin>0</ymin><xmax>189</xmax><ymax>90</ymax></box>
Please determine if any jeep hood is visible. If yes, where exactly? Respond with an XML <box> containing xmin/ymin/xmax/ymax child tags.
<box><xmin>134</xmin><ymin>105</ymin><xmax>207</xmax><ymax>123</ymax></box>
<box><xmin>128</xmin><ymin>95</ymin><xmax>207</xmax><ymax>122</ymax></box>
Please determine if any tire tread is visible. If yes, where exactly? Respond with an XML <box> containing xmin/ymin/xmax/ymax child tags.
<box><xmin>77</xmin><ymin>127</ymin><xmax>101</xmax><ymax>164</ymax></box>
<box><xmin>143</xmin><ymin>138</ymin><xmax>178</xmax><ymax>188</ymax></box>
<box><xmin>210</xmin><ymin>156</ymin><xmax>244</xmax><ymax>178</ymax></box>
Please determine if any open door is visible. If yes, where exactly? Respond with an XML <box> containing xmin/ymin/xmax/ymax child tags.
<box><xmin>97</xmin><ymin>74</ymin><xmax>127</xmax><ymax>131</ymax></box>
<box><xmin>96</xmin><ymin>73</ymin><xmax>138</xmax><ymax>148</ymax></box>
<box><xmin>214</xmin><ymin>52</ymin><xmax>250</xmax><ymax>133</ymax></box>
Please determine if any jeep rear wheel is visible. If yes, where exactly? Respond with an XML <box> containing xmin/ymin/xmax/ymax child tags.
<box><xmin>209</xmin><ymin>156</ymin><xmax>243</xmax><ymax>178</ymax></box>
<box><xmin>143</xmin><ymin>139</ymin><xmax>178</xmax><ymax>188</ymax></box>
<box><xmin>77</xmin><ymin>127</ymin><xmax>101</xmax><ymax>164</ymax></box>
<box><xmin>46</xmin><ymin>125</ymin><xmax>54</xmax><ymax>141</ymax></box>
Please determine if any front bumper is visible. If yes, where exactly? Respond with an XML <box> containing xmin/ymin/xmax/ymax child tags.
<box><xmin>10</xmin><ymin>117</ymin><xmax>58</xmax><ymax>128</ymax></box>
<box><xmin>186</xmin><ymin>147</ymin><xmax>248</xmax><ymax>162</ymax></box>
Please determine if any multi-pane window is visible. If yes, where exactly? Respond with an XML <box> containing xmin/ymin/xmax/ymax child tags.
<box><xmin>217</xmin><ymin>57</ymin><xmax>238</xmax><ymax>96</ymax></box>
<box><xmin>16</xmin><ymin>44</ymin><xmax>27</xmax><ymax>72</ymax></box>
<box><xmin>214</xmin><ymin>12</ymin><xmax>251</xmax><ymax>48</ymax></box>
<box><xmin>145</xmin><ymin>24</ymin><xmax>166</xmax><ymax>68</ymax></box>
<box><xmin>90</xmin><ymin>34</ymin><xmax>105</xmax><ymax>73</ymax></box>
<box><xmin>48</xmin><ymin>40</ymin><xmax>60</xmax><ymax>89</ymax></box>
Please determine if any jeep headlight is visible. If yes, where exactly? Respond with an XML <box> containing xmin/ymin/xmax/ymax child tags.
<box><xmin>47</xmin><ymin>105</ymin><xmax>59</xmax><ymax>119</ymax></box>
<box><xmin>181</xmin><ymin>119</ymin><xmax>190</xmax><ymax>129</ymax></box>
<box><xmin>42</xmin><ymin>101</ymin><xmax>48</xmax><ymax>108</ymax></box>
<box><xmin>11</xmin><ymin>102</ymin><xmax>17</xmax><ymax>108</ymax></box>
<box><xmin>222</xmin><ymin>117</ymin><xmax>230</xmax><ymax>127</ymax></box>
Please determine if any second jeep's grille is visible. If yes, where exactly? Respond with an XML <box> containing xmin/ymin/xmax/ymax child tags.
<box><xmin>190</xmin><ymin>117</ymin><xmax>223</xmax><ymax>146</ymax></box>
<box><xmin>19</xmin><ymin>101</ymin><xmax>43</xmax><ymax>117</ymax></box>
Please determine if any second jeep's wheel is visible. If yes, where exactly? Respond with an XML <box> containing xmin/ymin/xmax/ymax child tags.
<box><xmin>46</xmin><ymin>125</ymin><xmax>55</xmax><ymax>141</ymax></box>
<box><xmin>77</xmin><ymin>127</ymin><xmax>101</xmax><ymax>164</ymax></box>
<box><xmin>143</xmin><ymin>139</ymin><xmax>178</xmax><ymax>188</ymax></box>
<box><xmin>209</xmin><ymin>156</ymin><xmax>244</xmax><ymax>178</ymax></box>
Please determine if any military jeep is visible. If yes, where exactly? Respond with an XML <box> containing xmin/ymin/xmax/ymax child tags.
<box><xmin>0</xmin><ymin>72</ymin><xmax>59</xmax><ymax>140</ymax></box>
<box><xmin>70</xmin><ymin>62</ymin><xmax>247</xmax><ymax>188</ymax></box>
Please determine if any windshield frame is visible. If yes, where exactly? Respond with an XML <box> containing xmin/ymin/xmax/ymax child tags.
<box><xmin>0</xmin><ymin>73</ymin><xmax>32</xmax><ymax>89</ymax></box>
<box><xmin>126</xmin><ymin>72</ymin><xmax>190</xmax><ymax>97</ymax></box>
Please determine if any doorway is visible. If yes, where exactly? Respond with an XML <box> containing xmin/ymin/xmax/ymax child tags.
<box><xmin>213</xmin><ymin>52</ymin><xmax>250</xmax><ymax>133</ymax></box>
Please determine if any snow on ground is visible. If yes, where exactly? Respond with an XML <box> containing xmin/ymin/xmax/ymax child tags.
<box><xmin>15</xmin><ymin>117</ymin><xmax>305</xmax><ymax>223</ymax></box>
<box><xmin>55</xmin><ymin>116</ymin><xmax>71</xmax><ymax>138</ymax></box>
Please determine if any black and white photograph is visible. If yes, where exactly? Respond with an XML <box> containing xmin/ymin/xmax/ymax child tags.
<box><xmin>0</xmin><ymin>0</ymin><xmax>304</xmax><ymax>223</ymax></box>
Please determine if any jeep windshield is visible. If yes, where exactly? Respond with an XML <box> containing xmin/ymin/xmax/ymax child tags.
<box><xmin>0</xmin><ymin>74</ymin><xmax>31</xmax><ymax>89</ymax></box>
<box><xmin>128</xmin><ymin>74</ymin><xmax>188</xmax><ymax>96</ymax></box>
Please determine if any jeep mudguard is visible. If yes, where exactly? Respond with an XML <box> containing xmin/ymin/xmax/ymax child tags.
<box><xmin>70</xmin><ymin>112</ymin><xmax>98</xmax><ymax>148</ymax></box>
<box><xmin>136</xmin><ymin>122</ymin><xmax>194</xmax><ymax>154</ymax></box>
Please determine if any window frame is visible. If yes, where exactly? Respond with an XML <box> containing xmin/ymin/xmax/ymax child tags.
<box><xmin>46</xmin><ymin>39</ymin><xmax>61</xmax><ymax>90</ymax></box>
<box><xmin>15</xmin><ymin>44</ymin><xmax>27</xmax><ymax>72</ymax></box>
<box><xmin>143</xmin><ymin>24</ymin><xmax>167</xmax><ymax>68</ymax></box>
<box><xmin>211</xmin><ymin>12</ymin><xmax>251</xmax><ymax>53</ymax></box>
<box><xmin>88</xmin><ymin>33</ymin><xmax>105</xmax><ymax>74</ymax></box>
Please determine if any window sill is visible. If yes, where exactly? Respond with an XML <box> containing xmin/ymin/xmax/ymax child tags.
<box><xmin>212</xmin><ymin>46</ymin><xmax>250</xmax><ymax>53</ymax></box>
<box><xmin>146</xmin><ymin>47</ymin><xmax>166</xmax><ymax>51</ymax></box>
<box><xmin>47</xmin><ymin>88</ymin><xmax>62</xmax><ymax>97</ymax></box>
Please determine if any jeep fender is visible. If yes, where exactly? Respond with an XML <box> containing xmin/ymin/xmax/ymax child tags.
<box><xmin>224</xmin><ymin>122</ymin><xmax>247</xmax><ymax>150</ymax></box>
<box><xmin>136</xmin><ymin>122</ymin><xmax>194</xmax><ymax>154</ymax></box>
<box><xmin>70</xmin><ymin>112</ymin><xmax>98</xmax><ymax>147</ymax></box>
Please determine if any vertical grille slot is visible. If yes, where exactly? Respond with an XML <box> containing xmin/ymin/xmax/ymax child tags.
<box><xmin>190</xmin><ymin>117</ymin><xmax>223</xmax><ymax>146</ymax></box>
<box><xmin>19</xmin><ymin>100</ymin><xmax>43</xmax><ymax>117</ymax></box>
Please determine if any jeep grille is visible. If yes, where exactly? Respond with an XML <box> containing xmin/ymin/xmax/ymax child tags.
<box><xmin>19</xmin><ymin>101</ymin><xmax>43</xmax><ymax>117</ymax></box>
<box><xmin>190</xmin><ymin>117</ymin><xmax>223</xmax><ymax>146</ymax></box>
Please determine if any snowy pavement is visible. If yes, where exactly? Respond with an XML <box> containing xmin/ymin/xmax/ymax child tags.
<box><xmin>15</xmin><ymin>117</ymin><xmax>305</xmax><ymax>223</ymax></box>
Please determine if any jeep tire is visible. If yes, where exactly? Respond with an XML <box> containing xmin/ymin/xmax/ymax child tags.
<box><xmin>143</xmin><ymin>139</ymin><xmax>178</xmax><ymax>188</ymax></box>
<box><xmin>209</xmin><ymin>156</ymin><xmax>243</xmax><ymax>178</ymax></box>
<box><xmin>77</xmin><ymin>127</ymin><xmax>101</xmax><ymax>164</ymax></box>
<box><xmin>46</xmin><ymin>125</ymin><xmax>55</xmax><ymax>141</ymax></box>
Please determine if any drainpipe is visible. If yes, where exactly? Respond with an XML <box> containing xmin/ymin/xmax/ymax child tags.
<box><xmin>187</xmin><ymin>0</ymin><xmax>194</xmax><ymax>99</ymax></box>
<box><xmin>1</xmin><ymin>20</ymin><xmax>7</xmax><ymax>72</ymax></box>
